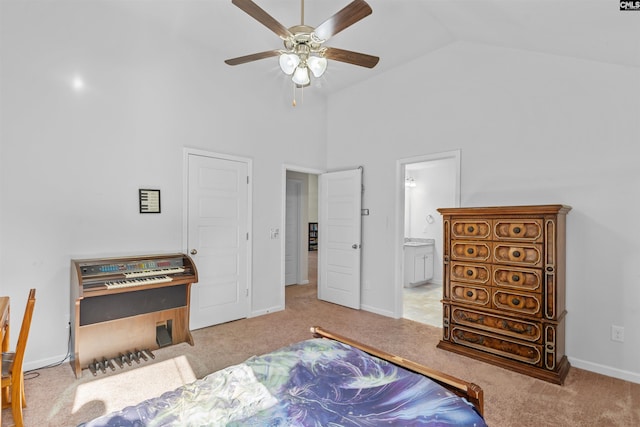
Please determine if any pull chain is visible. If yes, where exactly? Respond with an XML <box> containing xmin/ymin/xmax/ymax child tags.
<box><xmin>292</xmin><ymin>83</ymin><xmax>304</xmax><ymax>107</ymax></box>
<box><xmin>292</xmin><ymin>83</ymin><xmax>297</xmax><ymax>107</ymax></box>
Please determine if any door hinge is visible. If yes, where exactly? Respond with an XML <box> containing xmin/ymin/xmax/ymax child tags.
<box><xmin>246</xmin><ymin>288</ymin><xmax>249</xmax><ymax>297</ymax></box>
<box><xmin>247</xmin><ymin>176</ymin><xmax>249</xmax><ymax>184</ymax></box>
<box><xmin>246</xmin><ymin>232</ymin><xmax>249</xmax><ymax>240</ymax></box>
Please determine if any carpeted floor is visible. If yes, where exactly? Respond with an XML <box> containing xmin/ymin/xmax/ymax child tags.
<box><xmin>3</xmin><ymin>284</ymin><xmax>639</xmax><ymax>426</ymax></box>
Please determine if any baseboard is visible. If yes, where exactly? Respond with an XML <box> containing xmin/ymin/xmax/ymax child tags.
<box><xmin>25</xmin><ymin>353</ymin><xmax>70</xmax><ymax>372</ymax></box>
<box><xmin>568</xmin><ymin>356</ymin><xmax>640</xmax><ymax>384</ymax></box>
<box><xmin>250</xmin><ymin>304</ymin><xmax>284</xmax><ymax>318</ymax></box>
<box><xmin>360</xmin><ymin>303</ymin><xmax>394</xmax><ymax>318</ymax></box>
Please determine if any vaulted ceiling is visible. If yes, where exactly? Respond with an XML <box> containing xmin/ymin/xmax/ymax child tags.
<box><xmin>123</xmin><ymin>0</ymin><xmax>639</xmax><ymax>94</ymax></box>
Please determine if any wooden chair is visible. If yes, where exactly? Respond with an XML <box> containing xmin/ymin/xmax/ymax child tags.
<box><xmin>1</xmin><ymin>288</ymin><xmax>36</xmax><ymax>427</ymax></box>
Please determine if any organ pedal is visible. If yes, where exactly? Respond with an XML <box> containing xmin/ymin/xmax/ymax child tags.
<box><xmin>104</xmin><ymin>357</ymin><xmax>115</xmax><ymax>371</ymax></box>
<box><xmin>87</xmin><ymin>349</ymin><xmax>156</xmax><ymax>375</ymax></box>
<box><xmin>113</xmin><ymin>355</ymin><xmax>124</xmax><ymax>369</ymax></box>
<box><xmin>118</xmin><ymin>352</ymin><xmax>132</xmax><ymax>366</ymax></box>
<box><xmin>135</xmin><ymin>348</ymin><xmax>148</xmax><ymax>361</ymax></box>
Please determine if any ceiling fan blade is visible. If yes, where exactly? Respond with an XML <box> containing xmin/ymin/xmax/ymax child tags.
<box><xmin>313</xmin><ymin>0</ymin><xmax>372</xmax><ymax>41</ymax></box>
<box><xmin>324</xmin><ymin>47</ymin><xmax>379</xmax><ymax>68</ymax></box>
<box><xmin>225</xmin><ymin>50</ymin><xmax>281</xmax><ymax>66</ymax></box>
<box><xmin>232</xmin><ymin>0</ymin><xmax>292</xmax><ymax>39</ymax></box>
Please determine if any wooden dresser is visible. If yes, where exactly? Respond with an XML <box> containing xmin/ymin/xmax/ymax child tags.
<box><xmin>437</xmin><ymin>205</ymin><xmax>571</xmax><ymax>384</ymax></box>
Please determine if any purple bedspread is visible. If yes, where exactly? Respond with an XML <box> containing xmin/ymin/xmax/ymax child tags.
<box><xmin>79</xmin><ymin>339</ymin><xmax>487</xmax><ymax>426</ymax></box>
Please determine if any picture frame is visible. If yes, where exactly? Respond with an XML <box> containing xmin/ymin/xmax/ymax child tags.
<box><xmin>139</xmin><ymin>189</ymin><xmax>161</xmax><ymax>214</ymax></box>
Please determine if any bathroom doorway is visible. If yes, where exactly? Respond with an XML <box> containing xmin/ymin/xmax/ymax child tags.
<box><xmin>397</xmin><ymin>151</ymin><xmax>460</xmax><ymax>327</ymax></box>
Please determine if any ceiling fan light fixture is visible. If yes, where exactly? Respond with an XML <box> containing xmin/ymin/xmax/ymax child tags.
<box><xmin>307</xmin><ymin>56</ymin><xmax>327</xmax><ymax>78</ymax></box>
<box><xmin>279</xmin><ymin>53</ymin><xmax>300</xmax><ymax>75</ymax></box>
<box><xmin>292</xmin><ymin>66</ymin><xmax>310</xmax><ymax>86</ymax></box>
<box><xmin>225</xmin><ymin>0</ymin><xmax>379</xmax><ymax>104</ymax></box>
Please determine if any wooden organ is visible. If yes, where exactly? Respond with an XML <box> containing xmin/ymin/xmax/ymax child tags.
<box><xmin>70</xmin><ymin>253</ymin><xmax>198</xmax><ymax>378</ymax></box>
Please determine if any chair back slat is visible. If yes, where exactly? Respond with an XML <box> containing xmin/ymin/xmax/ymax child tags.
<box><xmin>9</xmin><ymin>289</ymin><xmax>36</xmax><ymax>375</ymax></box>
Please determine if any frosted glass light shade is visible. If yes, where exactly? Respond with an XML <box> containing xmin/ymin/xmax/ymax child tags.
<box><xmin>279</xmin><ymin>53</ymin><xmax>300</xmax><ymax>75</ymax></box>
<box><xmin>307</xmin><ymin>56</ymin><xmax>327</xmax><ymax>78</ymax></box>
<box><xmin>292</xmin><ymin>66</ymin><xmax>310</xmax><ymax>86</ymax></box>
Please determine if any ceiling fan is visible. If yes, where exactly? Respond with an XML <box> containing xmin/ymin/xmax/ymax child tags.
<box><xmin>224</xmin><ymin>0</ymin><xmax>379</xmax><ymax>88</ymax></box>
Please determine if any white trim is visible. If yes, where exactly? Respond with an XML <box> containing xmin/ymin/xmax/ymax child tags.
<box><xmin>25</xmin><ymin>355</ymin><xmax>68</xmax><ymax>372</ymax></box>
<box><xmin>393</xmin><ymin>150</ymin><xmax>461</xmax><ymax>319</ymax></box>
<box><xmin>182</xmin><ymin>147</ymin><xmax>253</xmax><ymax>317</ymax></box>
<box><xmin>360</xmin><ymin>304</ymin><xmax>394</xmax><ymax>318</ymax></box>
<box><xmin>569</xmin><ymin>357</ymin><xmax>640</xmax><ymax>384</ymax></box>
<box><xmin>250</xmin><ymin>304</ymin><xmax>284</xmax><ymax>318</ymax></box>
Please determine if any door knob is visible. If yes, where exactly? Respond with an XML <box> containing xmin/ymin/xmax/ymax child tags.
<box><xmin>190</xmin><ymin>249</ymin><xmax>198</xmax><ymax>255</ymax></box>
<box><xmin>352</xmin><ymin>244</ymin><xmax>358</xmax><ymax>249</ymax></box>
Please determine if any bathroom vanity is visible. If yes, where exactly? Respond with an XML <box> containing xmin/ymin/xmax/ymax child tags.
<box><xmin>403</xmin><ymin>239</ymin><xmax>435</xmax><ymax>287</ymax></box>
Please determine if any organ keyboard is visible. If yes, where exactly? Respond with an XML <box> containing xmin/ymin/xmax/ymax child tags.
<box><xmin>70</xmin><ymin>253</ymin><xmax>198</xmax><ymax>378</ymax></box>
<box><xmin>105</xmin><ymin>274</ymin><xmax>172</xmax><ymax>289</ymax></box>
<box><xmin>124</xmin><ymin>267</ymin><xmax>184</xmax><ymax>278</ymax></box>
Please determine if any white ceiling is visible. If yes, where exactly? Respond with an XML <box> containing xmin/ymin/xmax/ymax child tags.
<box><xmin>117</xmin><ymin>0</ymin><xmax>640</xmax><ymax>93</ymax></box>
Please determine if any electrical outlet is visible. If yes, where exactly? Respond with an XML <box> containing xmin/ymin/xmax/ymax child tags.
<box><xmin>611</xmin><ymin>325</ymin><xmax>625</xmax><ymax>342</ymax></box>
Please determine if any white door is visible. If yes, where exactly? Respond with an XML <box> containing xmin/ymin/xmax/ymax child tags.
<box><xmin>187</xmin><ymin>153</ymin><xmax>250</xmax><ymax>330</ymax></box>
<box><xmin>318</xmin><ymin>169</ymin><xmax>362</xmax><ymax>309</ymax></box>
<box><xmin>285</xmin><ymin>179</ymin><xmax>301</xmax><ymax>285</ymax></box>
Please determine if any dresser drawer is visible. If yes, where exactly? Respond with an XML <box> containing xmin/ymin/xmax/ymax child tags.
<box><xmin>451</xmin><ymin>241</ymin><xmax>492</xmax><ymax>262</ymax></box>
<box><xmin>494</xmin><ymin>219</ymin><xmax>543</xmax><ymax>242</ymax></box>
<box><xmin>439</xmin><ymin>205</ymin><xmax>570</xmax><ymax>384</ymax></box>
<box><xmin>493</xmin><ymin>243</ymin><xmax>542</xmax><ymax>267</ymax></box>
<box><xmin>451</xmin><ymin>219</ymin><xmax>491</xmax><ymax>240</ymax></box>
<box><xmin>450</xmin><ymin>325</ymin><xmax>542</xmax><ymax>366</ymax></box>
<box><xmin>493</xmin><ymin>289</ymin><xmax>542</xmax><ymax>317</ymax></box>
<box><xmin>451</xmin><ymin>306</ymin><xmax>541</xmax><ymax>342</ymax></box>
<box><xmin>493</xmin><ymin>266</ymin><xmax>542</xmax><ymax>292</ymax></box>
<box><xmin>451</xmin><ymin>283</ymin><xmax>491</xmax><ymax>307</ymax></box>
<box><xmin>450</xmin><ymin>262</ymin><xmax>490</xmax><ymax>285</ymax></box>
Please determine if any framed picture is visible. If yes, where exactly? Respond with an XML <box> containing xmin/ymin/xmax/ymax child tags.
<box><xmin>139</xmin><ymin>189</ymin><xmax>161</xmax><ymax>214</ymax></box>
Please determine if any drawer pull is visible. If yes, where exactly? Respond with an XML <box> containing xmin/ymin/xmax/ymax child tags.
<box><xmin>467</xmin><ymin>226</ymin><xmax>475</xmax><ymax>233</ymax></box>
<box><xmin>512</xmin><ymin>274</ymin><xmax>520</xmax><ymax>282</ymax></box>
<box><xmin>513</xmin><ymin>226</ymin><xmax>521</xmax><ymax>233</ymax></box>
<box><xmin>466</xmin><ymin>290</ymin><xmax>474</xmax><ymax>297</ymax></box>
<box><xmin>512</xmin><ymin>298</ymin><xmax>521</xmax><ymax>306</ymax></box>
<box><xmin>466</xmin><ymin>269</ymin><xmax>474</xmax><ymax>276</ymax></box>
<box><xmin>512</xmin><ymin>250</ymin><xmax>521</xmax><ymax>258</ymax></box>
<box><xmin>467</xmin><ymin>248</ymin><xmax>475</xmax><ymax>255</ymax></box>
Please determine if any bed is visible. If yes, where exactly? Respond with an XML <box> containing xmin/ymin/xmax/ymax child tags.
<box><xmin>79</xmin><ymin>327</ymin><xmax>486</xmax><ymax>426</ymax></box>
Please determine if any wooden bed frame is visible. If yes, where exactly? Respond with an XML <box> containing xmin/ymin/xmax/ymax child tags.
<box><xmin>311</xmin><ymin>326</ymin><xmax>484</xmax><ymax>416</ymax></box>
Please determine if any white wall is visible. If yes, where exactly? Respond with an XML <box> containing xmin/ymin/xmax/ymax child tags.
<box><xmin>0</xmin><ymin>1</ymin><xmax>327</xmax><ymax>369</ymax></box>
<box><xmin>327</xmin><ymin>41</ymin><xmax>640</xmax><ymax>382</ymax></box>
<box><xmin>308</xmin><ymin>174</ymin><xmax>319</xmax><ymax>223</ymax></box>
<box><xmin>3</xmin><ymin>1</ymin><xmax>639</xmax><ymax>385</ymax></box>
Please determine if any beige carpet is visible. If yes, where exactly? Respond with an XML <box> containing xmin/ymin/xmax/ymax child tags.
<box><xmin>3</xmin><ymin>284</ymin><xmax>639</xmax><ymax>426</ymax></box>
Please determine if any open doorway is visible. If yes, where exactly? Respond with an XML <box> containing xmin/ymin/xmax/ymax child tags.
<box><xmin>284</xmin><ymin>168</ymin><xmax>320</xmax><ymax>301</ymax></box>
<box><xmin>397</xmin><ymin>151</ymin><xmax>461</xmax><ymax>327</ymax></box>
